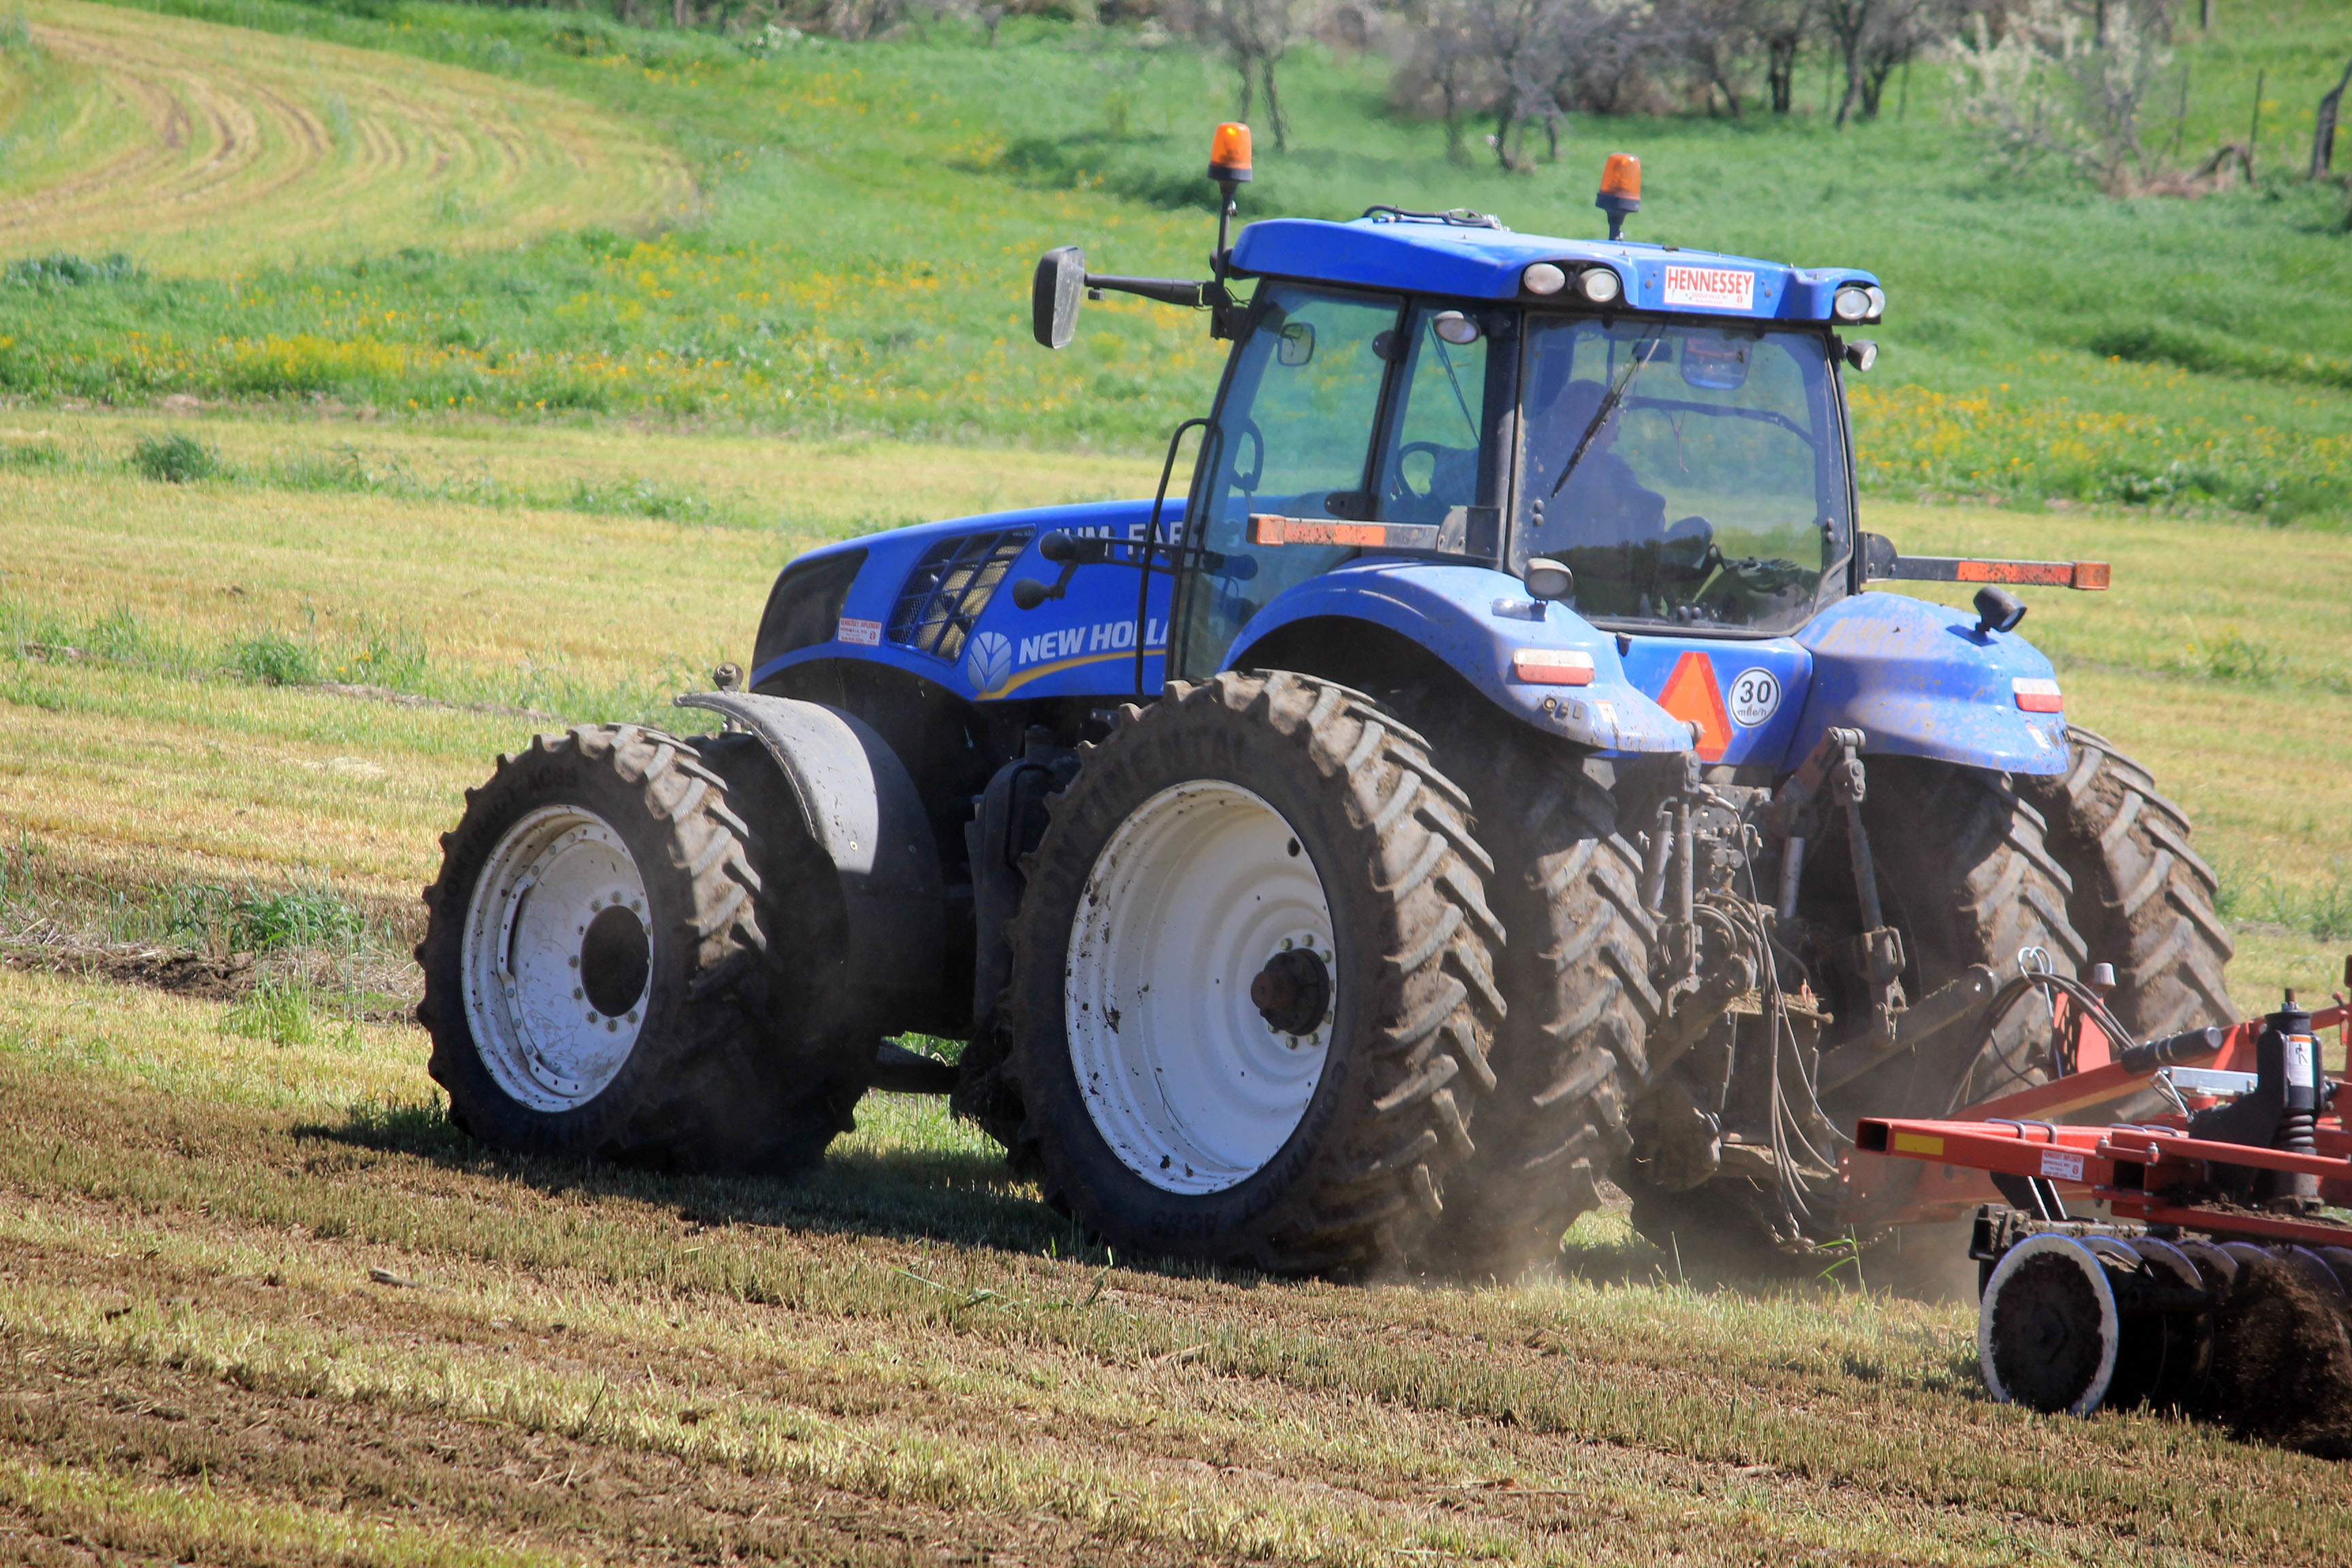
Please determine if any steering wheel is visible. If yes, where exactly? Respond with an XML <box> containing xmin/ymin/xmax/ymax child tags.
<box><xmin>1232</xmin><ymin>419</ymin><xmax>1266</xmax><ymax>491</ymax></box>
<box><xmin>1393</xmin><ymin>440</ymin><xmax>1447</xmax><ymax>500</ymax></box>
<box><xmin>1657</xmin><ymin>514</ymin><xmax>1716</xmax><ymax>583</ymax></box>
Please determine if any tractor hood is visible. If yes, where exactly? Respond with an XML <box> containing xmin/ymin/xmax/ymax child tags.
<box><xmin>1228</xmin><ymin>216</ymin><xmax>1880</xmax><ymax>325</ymax></box>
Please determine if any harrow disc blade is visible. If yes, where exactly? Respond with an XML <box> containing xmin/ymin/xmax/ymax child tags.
<box><xmin>1980</xmin><ymin>1236</ymin><xmax>2123</xmax><ymax>1417</ymax></box>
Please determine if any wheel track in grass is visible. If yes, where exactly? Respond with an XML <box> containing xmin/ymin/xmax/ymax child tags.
<box><xmin>0</xmin><ymin>1045</ymin><xmax>2338</xmax><ymax>1567</ymax></box>
<box><xmin>0</xmin><ymin>0</ymin><xmax>694</xmax><ymax>276</ymax></box>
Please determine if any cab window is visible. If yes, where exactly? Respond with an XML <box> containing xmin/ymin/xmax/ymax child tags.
<box><xmin>1375</xmin><ymin>306</ymin><xmax>1488</xmax><ymax>528</ymax></box>
<box><xmin>1177</xmin><ymin>284</ymin><xmax>1403</xmax><ymax>675</ymax></box>
<box><xmin>1516</xmin><ymin>317</ymin><xmax>1847</xmax><ymax>634</ymax></box>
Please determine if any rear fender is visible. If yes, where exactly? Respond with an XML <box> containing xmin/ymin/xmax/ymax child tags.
<box><xmin>1224</xmin><ymin>560</ymin><xmax>1693</xmax><ymax>755</ymax></box>
<box><xmin>1787</xmin><ymin>592</ymin><xmax>2071</xmax><ymax>776</ymax></box>
<box><xmin>674</xmin><ymin>691</ymin><xmax>947</xmax><ymax>1007</ymax></box>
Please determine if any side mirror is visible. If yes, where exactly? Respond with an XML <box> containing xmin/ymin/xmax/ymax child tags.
<box><xmin>1524</xmin><ymin>558</ymin><xmax>1573</xmax><ymax>602</ymax></box>
<box><xmin>1973</xmin><ymin>585</ymin><xmax>2027</xmax><ymax>636</ymax></box>
<box><xmin>1032</xmin><ymin>246</ymin><xmax>1085</xmax><ymax>350</ymax></box>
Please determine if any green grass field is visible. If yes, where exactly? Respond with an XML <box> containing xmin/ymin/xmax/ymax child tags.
<box><xmin>3</xmin><ymin>0</ymin><xmax>2352</xmax><ymax>1559</ymax></box>
<box><xmin>0</xmin><ymin>0</ymin><xmax>2345</xmax><ymax>519</ymax></box>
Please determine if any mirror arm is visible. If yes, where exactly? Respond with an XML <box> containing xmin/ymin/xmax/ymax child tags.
<box><xmin>1085</xmin><ymin>274</ymin><xmax>1215</xmax><ymax>309</ymax></box>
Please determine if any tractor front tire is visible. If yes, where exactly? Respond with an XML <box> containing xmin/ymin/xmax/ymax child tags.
<box><xmin>2019</xmin><ymin>726</ymin><xmax>2235</xmax><ymax>1041</ymax></box>
<box><xmin>417</xmin><ymin>724</ymin><xmax>863</xmax><ymax>1173</ymax></box>
<box><xmin>1002</xmin><ymin>672</ymin><xmax>1505</xmax><ymax>1277</ymax></box>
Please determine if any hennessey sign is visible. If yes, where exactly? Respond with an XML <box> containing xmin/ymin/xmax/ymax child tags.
<box><xmin>1661</xmin><ymin>265</ymin><xmax>1755</xmax><ymax>312</ymax></box>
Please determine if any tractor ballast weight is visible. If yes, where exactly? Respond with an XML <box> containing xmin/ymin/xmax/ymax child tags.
<box><xmin>419</xmin><ymin>127</ymin><xmax>2235</xmax><ymax>1281</ymax></box>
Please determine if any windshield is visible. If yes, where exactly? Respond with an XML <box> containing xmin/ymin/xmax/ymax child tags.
<box><xmin>1516</xmin><ymin>317</ymin><xmax>1849</xmax><ymax>635</ymax></box>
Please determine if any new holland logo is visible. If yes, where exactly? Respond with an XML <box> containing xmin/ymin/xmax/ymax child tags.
<box><xmin>966</xmin><ymin>631</ymin><xmax>1013</xmax><ymax>693</ymax></box>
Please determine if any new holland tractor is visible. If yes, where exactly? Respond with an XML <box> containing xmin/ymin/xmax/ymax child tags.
<box><xmin>418</xmin><ymin>127</ymin><xmax>2234</xmax><ymax>1279</ymax></box>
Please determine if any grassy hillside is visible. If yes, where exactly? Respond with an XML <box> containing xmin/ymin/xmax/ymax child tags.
<box><xmin>0</xmin><ymin>0</ymin><xmax>2342</xmax><ymax>523</ymax></box>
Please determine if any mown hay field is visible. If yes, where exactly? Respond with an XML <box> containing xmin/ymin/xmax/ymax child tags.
<box><xmin>0</xmin><ymin>0</ymin><xmax>693</xmax><ymax>276</ymax></box>
<box><xmin>1</xmin><ymin>408</ymin><xmax>2349</xmax><ymax>1562</ymax></box>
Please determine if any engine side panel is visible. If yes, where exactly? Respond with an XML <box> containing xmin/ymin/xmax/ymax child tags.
<box><xmin>1786</xmin><ymin>591</ymin><xmax>2071</xmax><ymax>776</ymax></box>
<box><xmin>749</xmin><ymin>500</ymin><xmax>1175</xmax><ymax>705</ymax></box>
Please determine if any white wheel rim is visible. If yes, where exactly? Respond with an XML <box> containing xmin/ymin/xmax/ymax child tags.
<box><xmin>1066</xmin><ymin>781</ymin><xmax>1336</xmax><ymax>1194</ymax></box>
<box><xmin>461</xmin><ymin>806</ymin><xmax>653</xmax><ymax>1113</ymax></box>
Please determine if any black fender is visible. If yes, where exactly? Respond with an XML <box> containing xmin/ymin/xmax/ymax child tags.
<box><xmin>675</xmin><ymin>691</ymin><xmax>946</xmax><ymax>1022</ymax></box>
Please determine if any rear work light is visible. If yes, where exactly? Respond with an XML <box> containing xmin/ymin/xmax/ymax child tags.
<box><xmin>2012</xmin><ymin>678</ymin><xmax>2063</xmax><ymax>713</ymax></box>
<box><xmin>1579</xmin><ymin>267</ymin><xmax>1622</xmax><ymax>304</ymax></box>
<box><xmin>1522</xmin><ymin>263</ymin><xmax>1567</xmax><ymax>295</ymax></box>
<box><xmin>1833</xmin><ymin>286</ymin><xmax>1874</xmax><ymax>322</ymax></box>
<box><xmin>1513</xmin><ymin>649</ymin><xmax>1597</xmax><ymax>686</ymax></box>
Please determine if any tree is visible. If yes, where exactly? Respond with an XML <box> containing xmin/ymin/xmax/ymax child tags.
<box><xmin>1183</xmin><ymin>0</ymin><xmax>1312</xmax><ymax>151</ymax></box>
<box><xmin>1951</xmin><ymin>0</ymin><xmax>2184</xmax><ymax>193</ymax></box>
<box><xmin>1651</xmin><ymin>0</ymin><xmax>1767</xmax><ymax>117</ymax></box>
<box><xmin>1751</xmin><ymin>0</ymin><xmax>1814</xmax><ymax>114</ymax></box>
<box><xmin>2313</xmin><ymin>56</ymin><xmax>2352</xmax><ymax>180</ymax></box>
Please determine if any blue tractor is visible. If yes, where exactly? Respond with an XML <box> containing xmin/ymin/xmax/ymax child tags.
<box><xmin>418</xmin><ymin>129</ymin><xmax>2233</xmax><ymax>1277</ymax></box>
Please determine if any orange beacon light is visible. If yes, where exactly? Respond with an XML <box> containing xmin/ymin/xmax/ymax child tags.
<box><xmin>1596</xmin><ymin>153</ymin><xmax>1640</xmax><ymax>240</ymax></box>
<box><xmin>1209</xmin><ymin>122</ymin><xmax>1253</xmax><ymax>184</ymax></box>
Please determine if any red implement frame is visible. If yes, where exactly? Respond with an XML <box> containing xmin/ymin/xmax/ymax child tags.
<box><xmin>1839</xmin><ymin>994</ymin><xmax>2352</xmax><ymax>1232</ymax></box>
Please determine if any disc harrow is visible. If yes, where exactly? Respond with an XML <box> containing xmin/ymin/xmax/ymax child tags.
<box><xmin>1846</xmin><ymin>968</ymin><xmax>2352</xmax><ymax>1453</ymax></box>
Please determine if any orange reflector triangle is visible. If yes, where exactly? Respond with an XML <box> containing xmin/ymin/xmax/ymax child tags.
<box><xmin>1656</xmin><ymin>651</ymin><xmax>1732</xmax><ymax>762</ymax></box>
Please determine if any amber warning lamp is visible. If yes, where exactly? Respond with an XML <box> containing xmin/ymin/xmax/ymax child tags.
<box><xmin>1596</xmin><ymin>153</ymin><xmax>1641</xmax><ymax>241</ymax></box>
<box><xmin>1028</xmin><ymin>122</ymin><xmax>1255</xmax><ymax>350</ymax></box>
<box><xmin>1209</xmin><ymin>122</ymin><xmax>1253</xmax><ymax>184</ymax></box>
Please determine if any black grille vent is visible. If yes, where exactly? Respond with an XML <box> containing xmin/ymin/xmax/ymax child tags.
<box><xmin>886</xmin><ymin>529</ymin><xmax>1033</xmax><ymax>664</ymax></box>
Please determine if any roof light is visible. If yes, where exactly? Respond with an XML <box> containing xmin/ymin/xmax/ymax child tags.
<box><xmin>1833</xmin><ymin>286</ymin><xmax>1872</xmax><ymax>322</ymax></box>
<box><xmin>1595</xmin><ymin>153</ymin><xmax>1641</xmax><ymax>240</ymax></box>
<box><xmin>1522</xmin><ymin>262</ymin><xmax>1567</xmax><ymax>296</ymax></box>
<box><xmin>1579</xmin><ymin>267</ymin><xmax>1621</xmax><ymax>304</ymax></box>
<box><xmin>1512</xmin><ymin>648</ymin><xmax>1596</xmax><ymax>686</ymax></box>
<box><xmin>1432</xmin><ymin>310</ymin><xmax>1481</xmax><ymax>345</ymax></box>
<box><xmin>1865</xmin><ymin>285</ymin><xmax>1886</xmax><ymax>317</ymax></box>
<box><xmin>1209</xmin><ymin>122</ymin><xmax>1252</xmax><ymax>184</ymax></box>
<box><xmin>2012</xmin><ymin>678</ymin><xmax>2063</xmax><ymax>713</ymax></box>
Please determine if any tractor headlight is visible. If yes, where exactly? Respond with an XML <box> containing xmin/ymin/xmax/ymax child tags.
<box><xmin>1522</xmin><ymin>263</ymin><xmax>1567</xmax><ymax>296</ymax></box>
<box><xmin>1833</xmin><ymin>286</ymin><xmax>1872</xmax><ymax>322</ymax></box>
<box><xmin>1865</xmin><ymin>285</ymin><xmax>1886</xmax><ymax>318</ymax></box>
<box><xmin>1578</xmin><ymin>267</ymin><xmax>1622</xmax><ymax>304</ymax></box>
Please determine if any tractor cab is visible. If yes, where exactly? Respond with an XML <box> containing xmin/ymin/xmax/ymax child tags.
<box><xmin>1030</xmin><ymin>127</ymin><xmax>1895</xmax><ymax>767</ymax></box>
<box><xmin>1171</xmin><ymin>256</ymin><xmax>1864</xmax><ymax>679</ymax></box>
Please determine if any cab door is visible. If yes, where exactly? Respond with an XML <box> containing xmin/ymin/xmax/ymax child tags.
<box><xmin>1171</xmin><ymin>284</ymin><xmax>1402</xmax><ymax>679</ymax></box>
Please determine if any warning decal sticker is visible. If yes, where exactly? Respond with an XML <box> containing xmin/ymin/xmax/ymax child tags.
<box><xmin>1655</xmin><ymin>651</ymin><xmax>1733</xmax><ymax>762</ymax></box>
<box><xmin>2039</xmin><ymin>1149</ymin><xmax>2085</xmax><ymax>1182</ymax></box>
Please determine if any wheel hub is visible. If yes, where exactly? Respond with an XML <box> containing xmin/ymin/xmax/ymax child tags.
<box><xmin>460</xmin><ymin>807</ymin><xmax>652</xmax><ymax>1113</ymax></box>
<box><xmin>1250</xmin><ymin>947</ymin><xmax>1330</xmax><ymax>1037</ymax></box>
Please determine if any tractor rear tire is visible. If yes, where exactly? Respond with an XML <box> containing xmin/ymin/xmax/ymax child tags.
<box><xmin>417</xmin><ymin>724</ymin><xmax>864</xmax><ymax>1173</ymax></box>
<box><xmin>1002</xmin><ymin>672</ymin><xmax>1505</xmax><ymax>1277</ymax></box>
<box><xmin>2017</xmin><ymin>726</ymin><xmax>2235</xmax><ymax>1041</ymax></box>
<box><xmin>1411</xmin><ymin>713</ymin><xmax>1656</xmax><ymax>1280</ymax></box>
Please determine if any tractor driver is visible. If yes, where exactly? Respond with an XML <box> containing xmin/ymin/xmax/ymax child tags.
<box><xmin>1521</xmin><ymin>376</ymin><xmax>1666</xmax><ymax>559</ymax></box>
